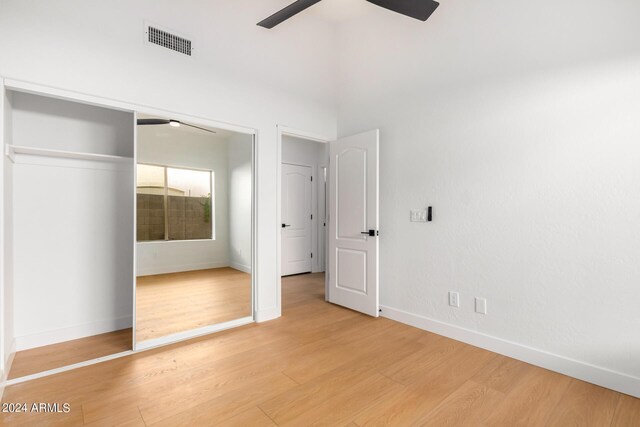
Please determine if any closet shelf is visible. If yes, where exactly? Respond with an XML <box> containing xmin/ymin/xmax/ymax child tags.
<box><xmin>5</xmin><ymin>145</ymin><xmax>133</xmax><ymax>164</ymax></box>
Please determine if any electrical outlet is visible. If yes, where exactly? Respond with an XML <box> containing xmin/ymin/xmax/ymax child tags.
<box><xmin>475</xmin><ymin>297</ymin><xmax>487</xmax><ymax>314</ymax></box>
<box><xmin>410</xmin><ymin>209</ymin><xmax>428</xmax><ymax>222</ymax></box>
<box><xmin>448</xmin><ymin>291</ymin><xmax>460</xmax><ymax>308</ymax></box>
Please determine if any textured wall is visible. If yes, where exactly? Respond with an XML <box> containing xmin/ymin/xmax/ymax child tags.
<box><xmin>167</xmin><ymin>195</ymin><xmax>212</xmax><ymax>241</ymax></box>
<box><xmin>337</xmin><ymin>0</ymin><xmax>640</xmax><ymax>380</ymax></box>
<box><xmin>136</xmin><ymin>194</ymin><xmax>212</xmax><ymax>242</ymax></box>
<box><xmin>136</xmin><ymin>194</ymin><xmax>165</xmax><ymax>241</ymax></box>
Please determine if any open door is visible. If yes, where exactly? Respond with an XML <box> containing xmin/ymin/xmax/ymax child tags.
<box><xmin>328</xmin><ymin>129</ymin><xmax>379</xmax><ymax>317</ymax></box>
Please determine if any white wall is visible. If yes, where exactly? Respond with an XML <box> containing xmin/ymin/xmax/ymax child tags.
<box><xmin>136</xmin><ymin>125</ymin><xmax>231</xmax><ymax>276</ymax></box>
<box><xmin>336</xmin><ymin>0</ymin><xmax>640</xmax><ymax>392</ymax></box>
<box><xmin>0</xmin><ymin>0</ymin><xmax>338</xmax><ymax>321</ymax></box>
<box><xmin>282</xmin><ymin>135</ymin><xmax>328</xmax><ymax>272</ymax></box>
<box><xmin>10</xmin><ymin>92</ymin><xmax>134</xmax><ymax>350</ymax></box>
<box><xmin>11</xmin><ymin>92</ymin><xmax>133</xmax><ymax>157</ymax></box>
<box><xmin>228</xmin><ymin>134</ymin><xmax>253</xmax><ymax>273</ymax></box>
<box><xmin>1</xmin><ymin>0</ymin><xmax>638</xmax><ymax>397</ymax></box>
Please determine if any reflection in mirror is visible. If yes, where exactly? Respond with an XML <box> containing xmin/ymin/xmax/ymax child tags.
<box><xmin>135</xmin><ymin>115</ymin><xmax>253</xmax><ymax>345</ymax></box>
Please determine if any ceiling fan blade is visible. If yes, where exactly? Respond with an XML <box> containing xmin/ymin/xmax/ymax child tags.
<box><xmin>137</xmin><ymin>118</ymin><xmax>171</xmax><ymax>126</ymax></box>
<box><xmin>137</xmin><ymin>119</ymin><xmax>217</xmax><ymax>134</ymax></box>
<box><xmin>183</xmin><ymin>123</ymin><xmax>216</xmax><ymax>134</ymax></box>
<box><xmin>257</xmin><ymin>0</ymin><xmax>323</xmax><ymax>29</ymax></box>
<box><xmin>366</xmin><ymin>0</ymin><xmax>439</xmax><ymax>21</ymax></box>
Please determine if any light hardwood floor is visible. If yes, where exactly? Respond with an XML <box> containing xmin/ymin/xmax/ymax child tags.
<box><xmin>8</xmin><ymin>329</ymin><xmax>132</xmax><ymax>380</ymax></box>
<box><xmin>136</xmin><ymin>267</ymin><xmax>252</xmax><ymax>342</ymax></box>
<box><xmin>1</xmin><ymin>273</ymin><xmax>638</xmax><ymax>426</ymax></box>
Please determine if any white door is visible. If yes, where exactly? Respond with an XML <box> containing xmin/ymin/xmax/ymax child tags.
<box><xmin>328</xmin><ymin>130</ymin><xmax>379</xmax><ymax>317</ymax></box>
<box><xmin>281</xmin><ymin>163</ymin><xmax>312</xmax><ymax>276</ymax></box>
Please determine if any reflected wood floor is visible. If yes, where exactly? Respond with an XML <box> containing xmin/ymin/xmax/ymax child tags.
<box><xmin>8</xmin><ymin>329</ymin><xmax>132</xmax><ymax>380</ymax></box>
<box><xmin>136</xmin><ymin>267</ymin><xmax>252</xmax><ymax>342</ymax></box>
<box><xmin>2</xmin><ymin>273</ymin><xmax>639</xmax><ymax>426</ymax></box>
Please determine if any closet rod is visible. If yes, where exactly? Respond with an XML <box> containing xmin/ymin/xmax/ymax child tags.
<box><xmin>5</xmin><ymin>144</ymin><xmax>133</xmax><ymax>164</ymax></box>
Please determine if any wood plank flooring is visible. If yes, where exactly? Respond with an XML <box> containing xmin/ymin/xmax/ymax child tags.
<box><xmin>1</xmin><ymin>273</ymin><xmax>638</xmax><ymax>426</ymax></box>
<box><xmin>8</xmin><ymin>329</ymin><xmax>132</xmax><ymax>380</ymax></box>
<box><xmin>135</xmin><ymin>267</ymin><xmax>252</xmax><ymax>342</ymax></box>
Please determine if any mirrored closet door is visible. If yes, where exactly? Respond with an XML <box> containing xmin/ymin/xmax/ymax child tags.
<box><xmin>134</xmin><ymin>114</ymin><xmax>253</xmax><ymax>347</ymax></box>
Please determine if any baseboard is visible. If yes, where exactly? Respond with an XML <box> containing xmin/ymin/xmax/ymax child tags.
<box><xmin>137</xmin><ymin>261</ymin><xmax>229</xmax><ymax>277</ymax></box>
<box><xmin>15</xmin><ymin>316</ymin><xmax>132</xmax><ymax>351</ymax></box>
<box><xmin>380</xmin><ymin>305</ymin><xmax>640</xmax><ymax>398</ymax></box>
<box><xmin>255</xmin><ymin>306</ymin><xmax>281</xmax><ymax>323</ymax></box>
<box><xmin>229</xmin><ymin>262</ymin><xmax>251</xmax><ymax>274</ymax></box>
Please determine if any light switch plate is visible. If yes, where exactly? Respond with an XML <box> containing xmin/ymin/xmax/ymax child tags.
<box><xmin>410</xmin><ymin>209</ymin><xmax>428</xmax><ymax>222</ymax></box>
<box><xmin>475</xmin><ymin>297</ymin><xmax>487</xmax><ymax>315</ymax></box>
<box><xmin>449</xmin><ymin>291</ymin><xmax>460</xmax><ymax>308</ymax></box>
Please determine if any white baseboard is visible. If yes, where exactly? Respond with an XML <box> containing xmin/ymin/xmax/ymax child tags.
<box><xmin>137</xmin><ymin>261</ymin><xmax>229</xmax><ymax>277</ymax></box>
<box><xmin>15</xmin><ymin>316</ymin><xmax>132</xmax><ymax>351</ymax></box>
<box><xmin>255</xmin><ymin>306</ymin><xmax>281</xmax><ymax>323</ymax></box>
<box><xmin>229</xmin><ymin>262</ymin><xmax>251</xmax><ymax>274</ymax></box>
<box><xmin>380</xmin><ymin>305</ymin><xmax>640</xmax><ymax>398</ymax></box>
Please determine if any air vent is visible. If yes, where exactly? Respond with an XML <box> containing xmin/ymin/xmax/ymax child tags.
<box><xmin>146</xmin><ymin>25</ymin><xmax>192</xmax><ymax>56</ymax></box>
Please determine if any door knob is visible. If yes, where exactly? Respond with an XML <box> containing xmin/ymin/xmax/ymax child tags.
<box><xmin>361</xmin><ymin>230</ymin><xmax>379</xmax><ymax>236</ymax></box>
<box><xmin>282</xmin><ymin>224</ymin><xmax>291</xmax><ymax>228</ymax></box>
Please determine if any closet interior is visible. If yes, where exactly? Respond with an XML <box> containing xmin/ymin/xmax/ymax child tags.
<box><xmin>2</xmin><ymin>88</ymin><xmax>135</xmax><ymax>379</ymax></box>
<box><xmin>0</xmin><ymin>82</ymin><xmax>255</xmax><ymax>382</ymax></box>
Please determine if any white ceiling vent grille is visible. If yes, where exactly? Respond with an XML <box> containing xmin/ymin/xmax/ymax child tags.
<box><xmin>147</xmin><ymin>25</ymin><xmax>192</xmax><ymax>56</ymax></box>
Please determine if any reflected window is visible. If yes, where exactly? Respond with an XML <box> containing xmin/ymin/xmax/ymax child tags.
<box><xmin>136</xmin><ymin>164</ymin><xmax>213</xmax><ymax>241</ymax></box>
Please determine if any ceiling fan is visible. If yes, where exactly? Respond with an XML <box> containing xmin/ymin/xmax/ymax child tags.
<box><xmin>258</xmin><ymin>0</ymin><xmax>439</xmax><ymax>29</ymax></box>
<box><xmin>137</xmin><ymin>118</ymin><xmax>216</xmax><ymax>134</ymax></box>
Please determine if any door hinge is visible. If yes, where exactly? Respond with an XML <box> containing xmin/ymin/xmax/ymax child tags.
<box><xmin>311</xmin><ymin>252</ymin><xmax>313</xmax><ymax>258</ymax></box>
<box><xmin>310</xmin><ymin>176</ymin><xmax>313</xmax><ymax>181</ymax></box>
<box><xmin>311</xmin><ymin>214</ymin><xmax>313</xmax><ymax>220</ymax></box>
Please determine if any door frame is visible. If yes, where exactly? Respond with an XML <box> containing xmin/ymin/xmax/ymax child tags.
<box><xmin>318</xmin><ymin>165</ymin><xmax>327</xmax><ymax>274</ymax></box>
<box><xmin>276</xmin><ymin>125</ymin><xmax>333</xmax><ymax>315</ymax></box>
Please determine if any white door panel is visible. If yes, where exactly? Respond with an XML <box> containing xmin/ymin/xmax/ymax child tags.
<box><xmin>282</xmin><ymin>164</ymin><xmax>312</xmax><ymax>276</ymax></box>
<box><xmin>337</xmin><ymin>248</ymin><xmax>367</xmax><ymax>294</ymax></box>
<box><xmin>328</xmin><ymin>130</ymin><xmax>379</xmax><ymax>316</ymax></box>
<box><xmin>337</xmin><ymin>147</ymin><xmax>368</xmax><ymax>240</ymax></box>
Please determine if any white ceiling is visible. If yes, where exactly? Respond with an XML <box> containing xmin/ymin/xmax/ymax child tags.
<box><xmin>304</xmin><ymin>0</ymin><xmax>375</xmax><ymax>23</ymax></box>
<box><xmin>262</xmin><ymin>0</ymin><xmax>376</xmax><ymax>25</ymax></box>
